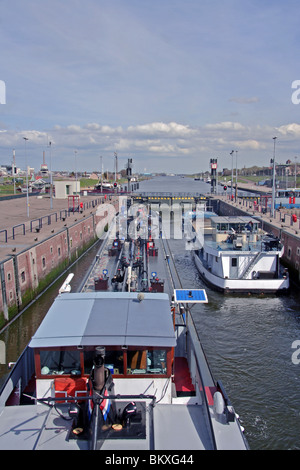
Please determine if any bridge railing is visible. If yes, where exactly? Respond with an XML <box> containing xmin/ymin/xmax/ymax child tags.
<box><xmin>134</xmin><ymin>192</ymin><xmax>206</xmax><ymax>198</ymax></box>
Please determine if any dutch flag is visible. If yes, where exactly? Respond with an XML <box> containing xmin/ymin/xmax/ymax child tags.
<box><xmin>100</xmin><ymin>389</ymin><xmax>111</xmax><ymax>421</ymax></box>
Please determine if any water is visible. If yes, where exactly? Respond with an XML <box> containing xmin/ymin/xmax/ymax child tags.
<box><xmin>169</xmin><ymin>238</ymin><xmax>300</xmax><ymax>450</ymax></box>
<box><xmin>0</xmin><ymin>176</ymin><xmax>299</xmax><ymax>450</ymax></box>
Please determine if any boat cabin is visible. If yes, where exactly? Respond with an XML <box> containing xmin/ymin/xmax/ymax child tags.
<box><xmin>29</xmin><ymin>292</ymin><xmax>176</xmax><ymax>402</ymax></box>
<box><xmin>211</xmin><ymin>216</ymin><xmax>260</xmax><ymax>244</ymax></box>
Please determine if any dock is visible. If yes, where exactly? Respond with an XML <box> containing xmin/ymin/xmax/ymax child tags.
<box><xmin>0</xmin><ymin>193</ymin><xmax>118</xmax><ymax>325</ymax></box>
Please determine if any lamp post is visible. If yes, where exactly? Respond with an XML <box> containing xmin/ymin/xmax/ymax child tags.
<box><xmin>235</xmin><ymin>150</ymin><xmax>238</xmax><ymax>202</ymax></box>
<box><xmin>13</xmin><ymin>149</ymin><xmax>16</xmax><ymax>195</ymax></box>
<box><xmin>49</xmin><ymin>141</ymin><xmax>53</xmax><ymax>209</ymax></box>
<box><xmin>295</xmin><ymin>156</ymin><xmax>297</xmax><ymax>189</ymax></box>
<box><xmin>74</xmin><ymin>150</ymin><xmax>77</xmax><ymax>195</ymax></box>
<box><xmin>230</xmin><ymin>150</ymin><xmax>234</xmax><ymax>200</ymax></box>
<box><xmin>23</xmin><ymin>137</ymin><xmax>29</xmax><ymax>217</ymax></box>
<box><xmin>271</xmin><ymin>137</ymin><xmax>277</xmax><ymax>218</ymax></box>
<box><xmin>114</xmin><ymin>152</ymin><xmax>118</xmax><ymax>182</ymax></box>
<box><xmin>100</xmin><ymin>155</ymin><xmax>103</xmax><ymax>193</ymax></box>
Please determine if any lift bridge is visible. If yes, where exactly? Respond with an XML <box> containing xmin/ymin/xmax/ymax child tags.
<box><xmin>130</xmin><ymin>192</ymin><xmax>211</xmax><ymax>229</ymax></box>
<box><xmin>132</xmin><ymin>192</ymin><xmax>207</xmax><ymax>206</ymax></box>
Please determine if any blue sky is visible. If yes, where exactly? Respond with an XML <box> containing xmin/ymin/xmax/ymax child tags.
<box><xmin>0</xmin><ymin>0</ymin><xmax>300</xmax><ymax>174</ymax></box>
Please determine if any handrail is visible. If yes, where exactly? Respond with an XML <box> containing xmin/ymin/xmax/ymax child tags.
<box><xmin>12</xmin><ymin>223</ymin><xmax>25</xmax><ymax>239</ymax></box>
<box><xmin>0</xmin><ymin>229</ymin><xmax>7</xmax><ymax>243</ymax></box>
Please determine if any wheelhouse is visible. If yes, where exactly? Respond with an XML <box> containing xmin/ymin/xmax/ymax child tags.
<box><xmin>29</xmin><ymin>291</ymin><xmax>176</xmax><ymax>400</ymax></box>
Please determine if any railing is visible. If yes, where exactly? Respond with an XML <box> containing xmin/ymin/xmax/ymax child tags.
<box><xmin>135</xmin><ymin>192</ymin><xmax>206</xmax><ymax>198</ymax></box>
<box><xmin>0</xmin><ymin>347</ymin><xmax>35</xmax><ymax>407</ymax></box>
<box><xmin>0</xmin><ymin>230</ymin><xmax>7</xmax><ymax>243</ymax></box>
<box><xmin>12</xmin><ymin>223</ymin><xmax>25</xmax><ymax>239</ymax></box>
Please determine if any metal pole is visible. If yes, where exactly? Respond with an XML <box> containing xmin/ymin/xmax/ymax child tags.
<box><xmin>13</xmin><ymin>149</ymin><xmax>16</xmax><ymax>195</ymax></box>
<box><xmin>230</xmin><ymin>150</ymin><xmax>234</xmax><ymax>200</ymax></box>
<box><xmin>23</xmin><ymin>137</ymin><xmax>29</xmax><ymax>217</ymax></box>
<box><xmin>295</xmin><ymin>156</ymin><xmax>297</xmax><ymax>189</ymax></box>
<box><xmin>235</xmin><ymin>150</ymin><xmax>238</xmax><ymax>202</ymax></box>
<box><xmin>100</xmin><ymin>156</ymin><xmax>103</xmax><ymax>193</ymax></box>
<box><xmin>74</xmin><ymin>150</ymin><xmax>77</xmax><ymax>195</ymax></box>
<box><xmin>271</xmin><ymin>137</ymin><xmax>277</xmax><ymax>218</ymax></box>
<box><xmin>49</xmin><ymin>141</ymin><xmax>53</xmax><ymax>209</ymax></box>
<box><xmin>114</xmin><ymin>152</ymin><xmax>117</xmax><ymax>182</ymax></box>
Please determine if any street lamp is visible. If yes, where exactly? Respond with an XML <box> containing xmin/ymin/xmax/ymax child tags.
<box><xmin>23</xmin><ymin>137</ymin><xmax>29</xmax><ymax>217</ymax></box>
<box><xmin>235</xmin><ymin>150</ymin><xmax>238</xmax><ymax>202</ymax></box>
<box><xmin>100</xmin><ymin>155</ymin><xmax>103</xmax><ymax>193</ymax></box>
<box><xmin>114</xmin><ymin>152</ymin><xmax>118</xmax><ymax>182</ymax></box>
<box><xmin>230</xmin><ymin>150</ymin><xmax>234</xmax><ymax>200</ymax></box>
<box><xmin>271</xmin><ymin>137</ymin><xmax>277</xmax><ymax>218</ymax></box>
<box><xmin>295</xmin><ymin>156</ymin><xmax>297</xmax><ymax>189</ymax></box>
<box><xmin>74</xmin><ymin>150</ymin><xmax>77</xmax><ymax>195</ymax></box>
<box><xmin>49</xmin><ymin>141</ymin><xmax>53</xmax><ymax>209</ymax></box>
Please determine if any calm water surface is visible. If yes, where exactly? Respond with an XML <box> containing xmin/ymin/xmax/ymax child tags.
<box><xmin>0</xmin><ymin>176</ymin><xmax>299</xmax><ymax>450</ymax></box>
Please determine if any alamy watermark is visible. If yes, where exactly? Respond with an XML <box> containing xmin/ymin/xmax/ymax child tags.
<box><xmin>0</xmin><ymin>80</ymin><xmax>6</xmax><ymax>104</ymax></box>
<box><xmin>291</xmin><ymin>340</ymin><xmax>300</xmax><ymax>365</ymax></box>
<box><xmin>94</xmin><ymin>196</ymin><xmax>205</xmax><ymax>251</ymax></box>
<box><xmin>291</xmin><ymin>80</ymin><xmax>300</xmax><ymax>104</ymax></box>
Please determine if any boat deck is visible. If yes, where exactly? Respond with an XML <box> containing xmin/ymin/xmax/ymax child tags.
<box><xmin>204</xmin><ymin>238</ymin><xmax>263</xmax><ymax>252</ymax></box>
<box><xmin>0</xmin><ymin>399</ymin><xmax>216</xmax><ymax>450</ymax></box>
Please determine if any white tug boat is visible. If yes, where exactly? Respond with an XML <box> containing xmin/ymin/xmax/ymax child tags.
<box><xmin>0</xmin><ymin>211</ymin><xmax>248</xmax><ymax>450</ymax></box>
<box><xmin>192</xmin><ymin>216</ymin><xmax>289</xmax><ymax>294</ymax></box>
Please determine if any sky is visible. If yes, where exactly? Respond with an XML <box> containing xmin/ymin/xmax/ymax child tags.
<box><xmin>1</xmin><ymin>0</ymin><xmax>300</xmax><ymax>175</ymax></box>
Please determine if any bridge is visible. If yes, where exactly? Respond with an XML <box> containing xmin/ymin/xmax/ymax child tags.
<box><xmin>132</xmin><ymin>192</ymin><xmax>207</xmax><ymax>205</ymax></box>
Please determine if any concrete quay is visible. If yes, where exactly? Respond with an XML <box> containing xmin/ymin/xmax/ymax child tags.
<box><xmin>0</xmin><ymin>193</ymin><xmax>107</xmax><ymax>262</ymax></box>
<box><xmin>0</xmin><ymin>192</ymin><xmax>119</xmax><ymax>324</ymax></box>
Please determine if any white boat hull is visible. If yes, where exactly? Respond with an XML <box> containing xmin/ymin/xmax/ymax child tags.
<box><xmin>193</xmin><ymin>252</ymin><xmax>289</xmax><ymax>294</ymax></box>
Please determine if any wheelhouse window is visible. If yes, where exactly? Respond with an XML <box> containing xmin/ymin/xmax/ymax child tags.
<box><xmin>83</xmin><ymin>348</ymin><xmax>124</xmax><ymax>375</ymax></box>
<box><xmin>36</xmin><ymin>346</ymin><xmax>171</xmax><ymax>378</ymax></box>
<box><xmin>40</xmin><ymin>349</ymin><xmax>81</xmax><ymax>376</ymax></box>
<box><xmin>127</xmin><ymin>349</ymin><xmax>167</xmax><ymax>375</ymax></box>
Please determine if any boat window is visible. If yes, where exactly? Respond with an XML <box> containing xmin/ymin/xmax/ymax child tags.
<box><xmin>127</xmin><ymin>349</ymin><xmax>167</xmax><ymax>375</ymax></box>
<box><xmin>83</xmin><ymin>349</ymin><xmax>124</xmax><ymax>375</ymax></box>
<box><xmin>40</xmin><ymin>349</ymin><xmax>81</xmax><ymax>376</ymax></box>
<box><xmin>231</xmin><ymin>258</ymin><xmax>237</xmax><ymax>267</ymax></box>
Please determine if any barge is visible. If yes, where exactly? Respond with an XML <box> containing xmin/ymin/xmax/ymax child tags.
<box><xmin>0</xmin><ymin>205</ymin><xmax>248</xmax><ymax>450</ymax></box>
<box><xmin>192</xmin><ymin>216</ymin><xmax>289</xmax><ymax>294</ymax></box>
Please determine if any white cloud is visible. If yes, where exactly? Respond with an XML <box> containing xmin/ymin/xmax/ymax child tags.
<box><xmin>234</xmin><ymin>140</ymin><xmax>265</xmax><ymax>150</ymax></box>
<box><xmin>204</xmin><ymin>122</ymin><xmax>246</xmax><ymax>132</ymax></box>
<box><xmin>276</xmin><ymin>123</ymin><xmax>300</xmax><ymax>137</ymax></box>
<box><xmin>1</xmin><ymin>119</ymin><xmax>299</xmax><ymax>173</ymax></box>
<box><xmin>128</xmin><ymin>122</ymin><xmax>194</xmax><ymax>137</ymax></box>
